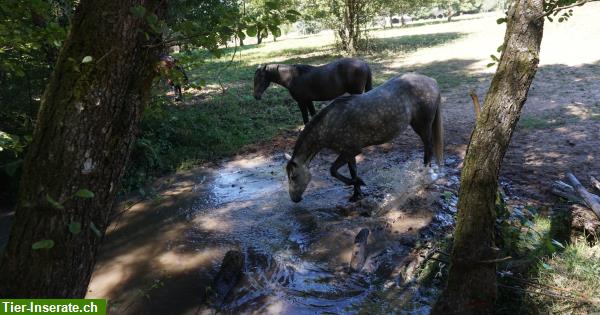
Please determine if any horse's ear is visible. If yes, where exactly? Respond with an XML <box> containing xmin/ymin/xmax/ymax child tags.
<box><xmin>284</xmin><ymin>153</ymin><xmax>292</xmax><ymax>161</ymax></box>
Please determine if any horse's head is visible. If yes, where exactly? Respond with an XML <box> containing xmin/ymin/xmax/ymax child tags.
<box><xmin>286</xmin><ymin>158</ymin><xmax>311</xmax><ymax>203</ymax></box>
<box><xmin>253</xmin><ymin>65</ymin><xmax>270</xmax><ymax>100</ymax></box>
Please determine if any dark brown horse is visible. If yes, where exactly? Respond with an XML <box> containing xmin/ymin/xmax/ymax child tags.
<box><xmin>253</xmin><ymin>58</ymin><xmax>372</xmax><ymax>124</ymax></box>
<box><xmin>286</xmin><ymin>73</ymin><xmax>443</xmax><ymax>202</ymax></box>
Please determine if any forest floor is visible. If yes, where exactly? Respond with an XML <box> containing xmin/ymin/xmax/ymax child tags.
<box><xmin>80</xmin><ymin>5</ymin><xmax>600</xmax><ymax>315</ymax></box>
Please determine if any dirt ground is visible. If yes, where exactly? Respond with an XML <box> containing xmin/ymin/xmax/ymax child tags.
<box><xmin>83</xmin><ymin>5</ymin><xmax>600</xmax><ymax>315</ymax></box>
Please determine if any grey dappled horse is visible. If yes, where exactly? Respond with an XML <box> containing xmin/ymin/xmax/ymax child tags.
<box><xmin>253</xmin><ymin>58</ymin><xmax>372</xmax><ymax>124</ymax></box>
<box><xmin>286</xmin><ymin>73</ymin><xmax>443</xmax><ymax>202</ymax></box>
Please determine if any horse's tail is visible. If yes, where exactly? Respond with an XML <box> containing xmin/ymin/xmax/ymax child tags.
<box><xmin>364</xmin><ymin>68</ymin><xmax>373</xmax><ymax>92</ymax></box>
<box><xmin>432</xmin><ymin>95</ymin><xmax>444</xmax><ymax>167</ymax></box>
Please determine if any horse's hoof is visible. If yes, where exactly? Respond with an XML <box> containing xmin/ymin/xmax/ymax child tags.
<box><xmin>349</xmin><ymin>193</ymin><xmax>364</xmax><ymax>202</ymax></box>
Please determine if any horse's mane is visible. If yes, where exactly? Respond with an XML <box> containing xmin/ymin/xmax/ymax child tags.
<box><xmin>293</xmin><ymin>95</ymin><xmax>355</xmax><ymax>158</ymax></box>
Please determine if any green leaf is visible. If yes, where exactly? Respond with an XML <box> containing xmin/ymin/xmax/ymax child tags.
<box><xmin>69</xmin><ymin>222</ymin><xmax>82</xmax><ymax>235</ymax></box>
<box><xmin>82</xmin><ymin>56</ymin><xmax>93</xmax><ymax>63</ymax></box>
<box><xmin>90</xmin><ymin>222</ymin><xmax>102</xmax><ymax>237</ymax></box>
<box><xmin>265</xmin><ymin>1</ymin><xmax>278</xmax><ymax>10</ymax></box>
<box><xmin>490</xmin><ymin>54</ymin><xmax>500</xmax><ymax>62</ymax></box>
<box><xmin>496</xmin><ymin>17</ymin><xmax>506</xmax><ymax>24</ymax></box>
<box><xmin>486</xmin><ymin>62</ymin><xmax>496</xmax><ymax>68</ymax></box>
<box><xmin>46</xmin><ymin>194</ymin><xmax>64</xmax><ymax>210</ymax></box>
<box><xmin>32</xmin><ymin>239</ymin><xmax>55</xmax><ymax>250</ymax></box>
<box><xmin>130</xmin><ymin>5</ymin><xmax>146</xmax><ymax>18</ymax></box>
<box><xmin>74</xmin><ymin>189</ymin><xmax>94</xmax><ymax>199</ymax></box>
<box><xmin>246</xmin><ymin>25</ymin><xmax>257</xmax><ymax>37</ymax></box>
<box><xmin>269</xmin><ymin>26</ymin><xmax>281</xmax><ymax>38</ymax></box>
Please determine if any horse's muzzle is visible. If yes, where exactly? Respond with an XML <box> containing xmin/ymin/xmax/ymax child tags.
<box><xmin>291</xmin><ymin>195</ymin><xmax>302</xmax><ymax>203</ymax></box>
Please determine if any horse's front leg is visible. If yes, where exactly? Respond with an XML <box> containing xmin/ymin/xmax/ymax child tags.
<box><xmin>330</xmin><ymin>155</ymin><xmax>354</xmax><ymax>186</ymax></box>
<box><xmin>307</xmin><ymin>101</ymin><xmax>316</xmax><ymax>117</ymax></box>
<box><xmin>298</xmin><ymin>102</ymin><xmax>310</xmax><ymax>125</ymax></box>
<box><xmin>347</xmin><ymin>157</ymin><xmax>365</xmax><ymax>202</ymax></box>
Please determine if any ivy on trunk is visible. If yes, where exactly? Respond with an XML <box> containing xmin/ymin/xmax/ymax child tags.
<box><xmin>0</xmin><ymin>0</ymin><xmax>166</xmax><ymax>297</ymax></box>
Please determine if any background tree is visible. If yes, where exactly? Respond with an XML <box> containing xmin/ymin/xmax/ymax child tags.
<box><xmin>436</xmin><ymin>0</ymin><xmax>483</xmax><ymax>21</ymax></box>
<box><xmin>432</xmin><ymin>0</ymin><xmax>596</xmax><ymax>313</ymax></box>
<box><xmin>0</xmin><ymin>0</ymin><xmax>74</xmax><ymax>206</ymax></box>
<box><xmin>240</xmin><ymin>0</ymin><xmax>300</xmax><ymax>44</ymax></box>
<box><xmin>304</xmin><ymin>0</ymin><xmax>382</xmax><ymax>54</ymax></box>
<box><xmin>383</xmin><ymin>0</ymin><xmax>433</xmax><ymax>27</ymax></box>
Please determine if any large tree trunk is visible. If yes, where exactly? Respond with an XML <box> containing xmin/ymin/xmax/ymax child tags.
<box><xmin>432</xmin><ymin>0</ymin><xmax>544</xmax><ymax>313</ymax></box>
<box><xmin>0</xmin><ymin>0</ymin><xmax>166</xmax><ymax>297</ymax></box>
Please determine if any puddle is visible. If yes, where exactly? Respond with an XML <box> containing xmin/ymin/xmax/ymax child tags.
<box><xmin>88</xmin><ymin>152</ymin><xmax>458</xmax><ymax>314</ymax></box>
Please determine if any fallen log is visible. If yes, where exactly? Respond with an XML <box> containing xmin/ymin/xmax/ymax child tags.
<box><xmin>350</xmin><ymin>228</ymin><xmax>369</xmax><ymax>272</ymax></box>
<box><xmin>551</xmin><ymin>182</ymin><xmax>583</xmax><ymax>204</ymax></box>
<box><xmin>591</xmin><ymin>176</ymin><xmax>600</xmax><ymax>194</ymax></box>
<box><xmin>212</xmin><ymin>250</ymin><xmax>244</xmax><ymax>308</ymax></box>
<box><xmin>571</xmin><ymin>204</ymin><xmax>600</xmax><ymax>241</ymax></box>
<box><xmin>566</xmin><ymin>173</ymin><xmax>600</xmax><ymax>220</ymax></box>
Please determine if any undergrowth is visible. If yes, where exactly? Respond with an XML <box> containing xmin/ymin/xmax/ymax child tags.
<box><xmin>495</xmin><ymin>194</ymin><xmax>600</xmax><ymax>314</ymax></box>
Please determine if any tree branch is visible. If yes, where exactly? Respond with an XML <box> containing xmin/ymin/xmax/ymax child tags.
<box><xmin>542</xmin><ymin>0</ymin><xmax>600</xmax><ymax>18</ymax></box>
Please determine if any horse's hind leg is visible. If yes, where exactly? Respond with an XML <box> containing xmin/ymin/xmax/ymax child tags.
<box><xmin>413</xmin><ymin>123</ymin><xmax>434</xmax><ymax>166</ymax></box>
<box><xmin>347</xmin><ymin>157</ymin><xmax>365</xmax><ymax>202</ymax></box>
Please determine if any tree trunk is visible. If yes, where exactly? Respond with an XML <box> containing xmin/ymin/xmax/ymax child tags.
<box><xmin>0</xmin><ymin>0</ymin><xmax>166</xmax><ymax>298</ymax></box>
<box><xmin>257</xmin><ymin>32</ymin><xmax>263</xmax><ymax>45</ymax></box>
<box><xmin>432</xmin><ymin>0</ymin><xmax>544</xmax><ymax>314</ymax></box>
<box><xmin>447</xmin><ymin>8</ymin><xmax>454</xmax><ymax>22</ymax></box>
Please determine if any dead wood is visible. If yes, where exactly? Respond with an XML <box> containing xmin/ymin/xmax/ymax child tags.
<box><xmin>469</xmin><ymin>90</ymin><xmax>481</xmax><ymax>118</ymax></box>
<box><xmin>591</xmin><ymin>176</ymin><xmax>600</xmax><ymax>194</ymax></box>
<box><xmin>566</xmin><ymin>172</ymin><xmax>600</xmax><ymax>220</ymax></box>
<box><xmin>350</xmin><ymin>228</ymin><xmax>370</xmax><ymax>272</ymax></box>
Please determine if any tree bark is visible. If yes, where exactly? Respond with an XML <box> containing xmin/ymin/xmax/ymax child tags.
<box><xmin>432</xmin><ymin>0</ymin><xmax>544</xmax><ymax>314</ymax></box>
<box><xmin>0</xmin><ymin>0</ymin><xmax>166</xmax><ymax>297</ymax></box>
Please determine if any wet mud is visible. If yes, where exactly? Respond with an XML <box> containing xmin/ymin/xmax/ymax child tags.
<box><xmin>87</xmin><ymin>149</ymin><xmax>460</xmax><ymax>314</ymax></box>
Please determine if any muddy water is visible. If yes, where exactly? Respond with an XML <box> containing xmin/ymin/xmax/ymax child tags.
<box><xmin>88</xmin><ymin>150</ymin><xmax>454</xmax><ymax>314</ymax></box>
<box><xmin>185</xmin><ymin>152</ymin><xmax>446</xmax><ymax>314</ymax></box>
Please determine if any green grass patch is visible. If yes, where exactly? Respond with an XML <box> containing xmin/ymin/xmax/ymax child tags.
<box><xmin>533</xmin><ymin>240</ymin><xmax>600</xmax><ymax>314</ymax></box>
<box><xmin>495</xmin><ymin>200</ymin><xmax>600</xmax><ymax>314</ymax></box>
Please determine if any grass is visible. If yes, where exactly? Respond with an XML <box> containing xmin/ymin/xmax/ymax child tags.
<box><xmin>495</xmin><ymin>201</ymin><xmax>600</xmax><ymax>314</ymax></box>
<box><xmin>533</xmin><ymin>240</ymin><xmax>600</xmax><ymax>314</ymax></box>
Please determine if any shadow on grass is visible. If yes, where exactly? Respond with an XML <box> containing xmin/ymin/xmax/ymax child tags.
<box><xmin>365</xmin><ymin>32</ymin><xmax>467</xmax><ymax>55</ymax></box>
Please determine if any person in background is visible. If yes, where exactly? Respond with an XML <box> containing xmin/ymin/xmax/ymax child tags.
<box><xmin>159</xmin><ymin>54</ymin><xmax>188</xmax><ymax>101</ymax></box>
